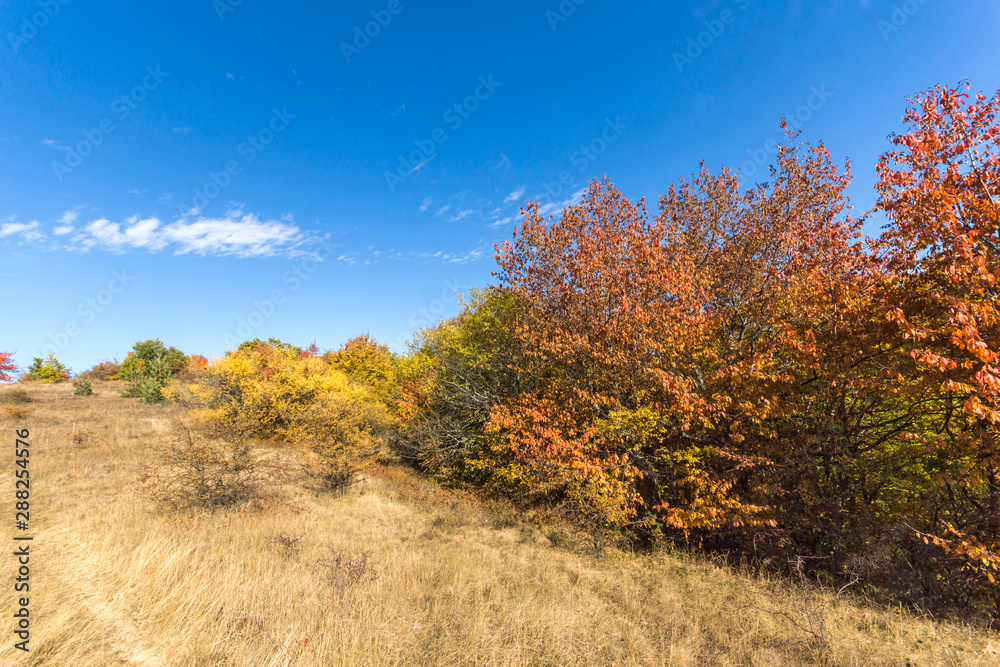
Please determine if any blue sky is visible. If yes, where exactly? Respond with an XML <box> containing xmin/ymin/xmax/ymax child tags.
<box><xmin>1</xmin><ymin>0</ymin><xmax>998</xmax><ymax>374</ymax></box>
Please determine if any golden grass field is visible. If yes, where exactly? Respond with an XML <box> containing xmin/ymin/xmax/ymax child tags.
<box><xmin>1</xmin><ymin>381</ymin><xmax>999</xmax><ymax>666</ymax></box>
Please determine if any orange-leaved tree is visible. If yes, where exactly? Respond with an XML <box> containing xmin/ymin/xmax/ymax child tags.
<box><xmin>491</xmin><ymin>141</ymin><xmax>930</xmax><ymax>558</ymax></box>
<box><xmin>654</xmin><ymin>141</ymin><xmax>928</xmax><ymax>569</ymax></box>
<box><xmin>492</xmin><ymin>180</ymin><xmax>689</xmax><ymax>541</ymax></box>
<box><xmin>877</xmin><ymin>82</ymin><xmax>1000</xmax><ymax>599</ymax></box>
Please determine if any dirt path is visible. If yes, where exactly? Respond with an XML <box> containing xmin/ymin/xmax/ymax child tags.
<box><xmin>44</xmin><ymin>528</ymin><xmax>166</xmax><ymax>667</ymax></box>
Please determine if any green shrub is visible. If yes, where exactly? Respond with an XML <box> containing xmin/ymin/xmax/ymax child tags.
<box><xmin>118</xmin><ymin>339</ymin><xmax>187</xmax><ymax>377</ymax></box>
<box><xmin>121</xmin><ymin>362</ymin><xmax>171</xmax><ymax>403</ymax></box>
<box><xmin>119</xmin><ymin>340</ymin><xmax>186</xmax><ymax>404</ymax></box>
<box><xmin>73</xmin><ymin>378</ymin><xmax>94</xmax><ymax>396</ymax></box>
<box><xmin>22</xmin><ymin>354</ymin><xmax>71</xmax><ymax>383</ymax></box>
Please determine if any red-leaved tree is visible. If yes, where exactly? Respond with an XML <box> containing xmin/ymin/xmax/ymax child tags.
<box><xmin>0</xmin><ymin>351</ymin><xmax>17</xmax><ymax>382</ymax></box>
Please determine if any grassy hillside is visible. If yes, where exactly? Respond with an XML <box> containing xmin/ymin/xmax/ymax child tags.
<box><xmin>1</xmin><ymin>382</ymin><xmax>998</xmax><ymax>666</ymax></box>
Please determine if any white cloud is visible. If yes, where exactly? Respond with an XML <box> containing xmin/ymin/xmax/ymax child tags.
<box><xmin>0</xmin><ymin>220</ymin><xmax>39</xmax><ymax>237</ymax></box>
<box><xmin>0</xmin><ymin>220</ymin><xmax>43</xmax><ymax>243</ymax></box>
<box><xmin>53</xmin><ymin>225</ymin><xmax>75</xmax><ymax>236</ymax></box>
<box><xmin>163</xmin><ymin>214</ymin><xmax>300</xmax><ymax>256</ymax></box>
<box><xmin>419</xmin><ymin>197</ymin><xmax>432</xmax><ymax>213</ymax></box>
<box><xmin>451</xmin><ymin>209</ymin><xmax>474</xmax><ymax>222</ymax></box>
<box><xmin>435</xmin><ymin>205</ymin><xmax>451</xmax><ymax>217</ymax></box>
<box><xmin>503</xmin><ymin>186</ymin><xmax>526</xmax><ymax>203</ymax></box>
<box><xmin>58</xmin><ymin>210</ymin><xmax>79</xmax><ymax>224</ymax></box>
<box><xmin>69</xmin><ymin>212</ymin><xmax>303</xmax><ymax>257</ymax></box>
<box><xmin>83</xmin><ymin>216</ymin><xmax>165</xmax><ymax>251</ymax></box>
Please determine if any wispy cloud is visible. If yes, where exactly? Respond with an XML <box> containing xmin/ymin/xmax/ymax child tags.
<box><xmin>419</xmin><ymin>197</ymin><xmax>433</xmax><ymax>213</ymax></box>
<box><xmin>489</xmin><ymin>213</ymin><xmax>519</xmax><ymax>228</ymax></box>
<box><xmin>538</xmin><ymin>187</ymin><xmax>588</xmax><ymax>217</ymax></box>
<box><xmin>366</xmin><ymin>243</ymin><xmax>488</xmax><ymax>266</ymax></box>
<box><xmin>490</xmin><ymin>153</ymin><xmax>510</xmax><ymax>171</ymax></box>
<box><xmin>503</xmin><ymin>185</ymin><xmax>526</xmax><ymax>203</ymax></box>
<box><xmin>489</xmin><ymin>187</ymin><xmax>586</xmax><ymax>228</ymax></box>
<box><xmin>415</xmin><ymin>248</ymin><xmax>485</xmax><ymax>264</ymax></box>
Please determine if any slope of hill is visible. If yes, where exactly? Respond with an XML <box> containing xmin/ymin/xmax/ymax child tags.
<box><xmin>1</xmin><ymin>382</ymin><xmax>998</xmax><ymax>666</ymax></box>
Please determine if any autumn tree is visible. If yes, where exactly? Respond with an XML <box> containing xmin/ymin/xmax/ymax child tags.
<box><xmin>324</xmin><ymin>334</ymin><xmax>398</xmax><ymax>401</ymax></box>
<box><xmin>653</xmin><ymin>144</ymin><xmax>923</xmax><ymax>565</ymax></box>
<box><xmin>877</xmin><ymin>82</ymin><xmax>1000</xmax><ymax>608</ymax></box>
<box><xmin>0</xmin><ymin>351</ymin><xmax>17</xmax><ymax>382</ymax></box>
<box><xmin>397</xmin><ymin>288</ymin><xmax>532</xmax><ymax>491</ymax></box>
<box><xmin>492</xmin><ymin>175</ymin><xmax>769</xmax><ymax>541</ymax></box>
<box><xmin>386</xmin><ymin>81</ymin><xmax>1000</xmax><ymax>615</ymax></box>
<box><xmin>491</xmin><ymin>138</ymin><xmax>947</xmax><ymax>565</ymax></box>
<box><xmin>23</xmin><ymin>354</ymin><xmax>71</xmax><ymax>383</ymax></box>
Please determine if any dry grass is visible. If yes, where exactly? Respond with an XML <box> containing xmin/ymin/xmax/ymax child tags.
<box><xmin>2</xmin><ymin>382</ymin><xmax>998</xmax><ymax>665</ymax></box>
<box><xmin>0</xmin><ymin>387</ymin><xmax>33</xmax><ymax>404</ymax></box>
